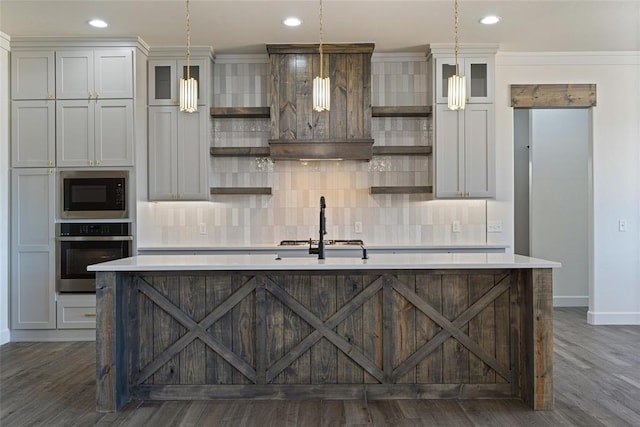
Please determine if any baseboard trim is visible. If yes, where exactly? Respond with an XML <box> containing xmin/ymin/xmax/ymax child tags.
<box><xmin>0</xmin><ymin>328</ymin><xmax>10</xmax><ymax>345</ymax></box>
<box><xmin>587</xmin><ymin>311</ymin><xmax>640</xmax><ymax>325</ymax></box>
<box><xmin>9</xmin><ymin>329</ymin><xmax>96</xmax><ymax>342</ymax></box>
<box><xmin>553</xmin><ymin>296</ymin><xmax>589</xmax><ymax>307</ymax></box>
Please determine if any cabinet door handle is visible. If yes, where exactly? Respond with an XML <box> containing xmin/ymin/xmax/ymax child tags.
<box><xmin>48</xmin><ymin>168</ymin><xmax>53</xmax><ymax>175</ymax></box>
<box><xmin>95</xmin><ymin>160</ymin><xmax>101</xmax><ymax>166</ymax></box>
<box><xmin>95</xmin><ymin>92</ymin><xmax>99</xmax><ymax>99</ymax></box>
<box><xmin>48</xmin><ymin>92</ymin><xmax>53</xmax><ymax>99</ymax></box>
<box><xmin>83</xmin><ymin>312</ymin><xmax>97</xmax><ymax>317</ymax></box>
<box><xmin>88</xmin><ymin>92</ymin><xmax>92</xmax><ymax>99</ymax></box>
<box><xmin>89</xmin><ymin>160</ymin><xmax>94</xmax><ymax>166</ymax></box>
<box><xmin>48</xmin><ymin>160</ymin><xmax>53</xmax><ymax>166</ymax></box>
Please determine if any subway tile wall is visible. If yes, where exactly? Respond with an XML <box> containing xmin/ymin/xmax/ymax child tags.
<box><xmin>137</xmin><ymin>54</ymin><xmax>487</xmax><ymax>247</ymax></box>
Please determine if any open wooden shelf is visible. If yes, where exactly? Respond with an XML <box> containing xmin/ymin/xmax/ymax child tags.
<box><xmin>370</xmin><ymin>186</ymin><xmax>433</xmax><ymax>195</ymax></box>
<box><xmin>210</xmin><ymin>147</ymin><xmax>270</xmax><ymax>157</ymax></box>
<box><xmin>210</xmin><ymin>187</ymin><xmax>272</xmax><ymax>195</ymax></box>
<box><xmin>372</xmin><ymin>146</ymin><xmax>432</xmax><ymax>156</ymax></box>
<box><xmin>210</xmin><ymin>107</ymin><xmax>270</xmax><ymax>118</ymax></box>
<box><xmin>371</xmin><ymin>106</ymin><xmax>432</xmax><ymax>117</ymax></box>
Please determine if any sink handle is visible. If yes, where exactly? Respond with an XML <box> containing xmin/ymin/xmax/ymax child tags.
<box><xmin>361</xmin><ymin>245</ymin><xmax>369</xmax><ymax>260</ymax></box>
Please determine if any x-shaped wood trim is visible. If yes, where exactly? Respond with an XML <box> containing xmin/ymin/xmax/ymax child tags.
<box><xmin>390</xmin><ymin>274</ymin><xmax>512</xmax><ymax>382</ymax></box>
<box><xmin>135</xmin><ymin>276</ymin><xmax>259</xmax><ymax>385</ymax></box>
<box><xmin>264</xmin><ymin>275</ymin><xmax>385</xmax><ymax>383</ymax></box>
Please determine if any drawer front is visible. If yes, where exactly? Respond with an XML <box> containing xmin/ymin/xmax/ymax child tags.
<box><xmin>57</xmin><ymin>302</ymin><xmax>96</xmax><ymax>329</ymax></box>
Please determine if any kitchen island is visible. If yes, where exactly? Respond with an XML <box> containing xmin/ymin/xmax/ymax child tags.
<box><xmin>89</xmin><ymin>253</ymin><xmax>560</xmax><ymax>412</ymax></box>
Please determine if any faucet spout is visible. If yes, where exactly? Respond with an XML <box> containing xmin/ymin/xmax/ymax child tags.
<box><xmin>318</xmin><ymin>196</ymin><xmax>327</xmax><ymax>259</ymax></box>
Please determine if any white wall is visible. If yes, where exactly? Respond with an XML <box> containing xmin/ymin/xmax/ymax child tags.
<box><xmin>0</xmin><ymin>32</ymin><xmax>10</xmax><ymax>344</ymax></box>
<box><xmin>490</xmin><ymin>52</ymin><xmax>640</xmax><ymax>324</ymax></box>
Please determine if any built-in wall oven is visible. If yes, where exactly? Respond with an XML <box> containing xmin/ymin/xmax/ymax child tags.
<box><xmin>59</xmin><ymin>170</ymin><xmax>128</xmax><ymax>219</ymax></box>
<box><xmin>56</xmin><ymin>223</ymin><xmax>132</xmax><ymax>293</ymax></box>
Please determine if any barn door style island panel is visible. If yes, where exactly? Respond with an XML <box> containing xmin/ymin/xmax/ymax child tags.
<box><xmin>89</xmin><ymin>254</ymin><xmax>560</xmax><ymax>412</ymax></box>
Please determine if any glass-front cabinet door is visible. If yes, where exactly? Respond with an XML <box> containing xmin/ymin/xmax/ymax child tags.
<box><xmin>148</xmin><ymin>59</ymin><xmax>206</xmax><ymax>106</ymax></box>
<box><xmin>435</xmin><ymin>56</ymin><xmax>493</xmax><ymax>104</ymax></box>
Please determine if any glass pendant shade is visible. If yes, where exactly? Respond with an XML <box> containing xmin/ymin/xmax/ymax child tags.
<box><xmin>447</xmin><ymin>74</ymin><xmax>466</xmax><ymax>111</ymax></box>
<box><xmin>313</xmin><ymin>76</ymin><xmax>330</xmax><ymax>112</ymax></box>
<box><xmin>179</xmin><ymin>76</ymin><xmax>198</xmax><ymax>113</ymax></box>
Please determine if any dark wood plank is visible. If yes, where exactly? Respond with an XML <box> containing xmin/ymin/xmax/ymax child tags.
<box><xmin>283</xmin><ymin>275</ymin><xmax>311</xmax><ymax>384</ymax></box>
<box><xmin>268</xmin><ymin>139</ymin><xmax>374</xmax><ymax>161</ymax></box>
<box><xmin>494</xmin><ymin>274</ymin><xmax>511</xmax><ymax>386</ymax></box>
<box><xmin>347</xmin><ymin>53</ymin><xmax>364</xmax><ymax>139</ymax></box>
<box><xmin>209</xmin><ymin>107</ymin><xmax>270</xmax><ymax>118</ymax></box>
<box><xmin>362</xmin><ymin>276</ymin><xmax>383</xmax><ymax>384</ymax></box>
<box><xmin>371</xmin><ymin>106</ymin><xmax>433</xmax><ymax>117</ymax></box>
<box><xmin>96</xmin><ymin>271</ymin><xmax>117</xmax><ymax>412</ymax></box>
<box><xmin>310</xmin><ymin>275</ymin><xmax>337</xmax><ymax>384</ymax></box>
<box><xmin>296</xmin><ymin>53</ymin><xmax>314</xmax><ymax>140</ymax></box>
<box><xmin>370</xmin><ymin>186</ymin><xmax>433</xmax><ymax>194</ymax></box>
<box><xmin>336</xmin><ymin>275</ymin><xmax>364</xmax><ymax>384</ymax></box>
<box><xmin>206</xmin><ymin>274</ymin><xmax>233</xmax><ymax>385</ymax></box>
<box><xmin>382</xmin><ymin>275</ymin><xmax>394</xmax><ymax>383</ymax></box>
<box><xmin>330</xmin><ymin>53</ymin><xmax>348</xmax><ymax>140</ymax></box>
<box><xmin>442</xmin><ymin>274</ymin><xmax>469</xmax><ymax>384</ymax></box>
<box><xmin>267</xmin><ymin>43</ymin><xmax>375</xmax><ymax>54</ymax></box>
<box><xmin>511</xmin><ymin>84</ymin><xmax>597</xmax><ymax>108</ymax></box>
<box><xmin>468</xmin><ymin>274</ymin><xmax>496</xmax><ymax>384</ymax></box>
<box><xmin>393</xmin><ymin>274</ymin><xmax>416</xmax><ymax>384</ymax></box>
<box><xmin>362</xmin><ymin>53</ymin><xmax>372</xmax><ymax>139</ymax></box>
<box><xmin>210</xmin><ymin>187</ymin><xmax>272</xmax><ymax>195</ymax></box>
<box><xmin>278</xmin><ymin>54</ymin><xmax>296</xmax><ymax>140</ymax></box>
<box><xmin>372</xmin><ymin>145</ymin><xmax>433</xmax><ymax>156</ymax></box>
<box><xmin>265</xmin><ymin>275</ymin><xmax>284</xmax><ymax>384</ymax></box>
<box><xmin>269</xmin><ymin>54</ymin><xmax>280</xmax><ymax>140</ymax></box>
<box><xmin>179</xmin><ymin>276</ymin><xmax>206</xmax><ymax>385</ymax></box>
<box><xmin>152</xmin><ymin>276</ymin><xmax>182</xmax><ymax>385</ymax></box>
<box><xmin>232</xmin><ymin>275</ymin><xmax>256</xmax><ymax>384</ymax></box>
<box><xmin>415</xmin><ymin>273</ymin><xmax>443</xmax><ymax>384</ymax></box>
<box><xmin>209</xmin><ymin>147</ymin><xmax>270</xmax><ymax>157</ymax></box>
<box><xmin>255</xmin><ymin>280</ymin><xmax>268</xmax><ymax>385</ymax></box>
<box><xmin>137</xmin><ymin>277</ymin><xmax>154</xmax><ymax>386</ymax></box>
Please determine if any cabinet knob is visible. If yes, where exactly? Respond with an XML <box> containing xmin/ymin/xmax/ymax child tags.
<box><xmin>89</xmin><ymin>160</ymin><xmax>94</xmax><ymax>166</ymax></box>
<box><xmin>48</xmin><ymin>92</ymin><xmax>53</xmax><ymax>99</ymax></box>
<box><xmin>88</xmin><ymin>92</ymin><xmax>92</xmax><ymax>99</ymax></box>
<box><xmin>95</xmin><ymin>160</ymin><xmax>101</xmax><ymax>166</ymax></box>
<box><xmin>171</xmin><ymin>99</ymin><xmax>177</xmax><ymax>105</ymax></box>
<box><xmin>48</xmin><ymin>160</ymin><xmax>53</xmax><ymax>166</ymax></box>
<box><xmin>48</xmin><ymin>168</ymin><xmax>53</xmax><ymax>175</ymax></box>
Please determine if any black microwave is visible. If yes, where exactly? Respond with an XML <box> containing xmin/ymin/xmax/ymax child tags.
<box><xmin>59</xmin><ymin>171</ymin><xmax>129</xmax><ymax>219</ymax></box>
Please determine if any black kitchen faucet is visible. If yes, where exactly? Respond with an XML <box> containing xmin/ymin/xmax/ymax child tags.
<box><xmin>309</xmin><ymin>196</ymin><xmax>327</xmax><ymax>259</ymax></box>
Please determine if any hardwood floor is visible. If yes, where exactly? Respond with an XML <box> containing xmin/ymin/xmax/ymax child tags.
<box><xmin>1</xmin><ymin>308</ymin><xmax>639</xmax><ymax>426</ymax></box>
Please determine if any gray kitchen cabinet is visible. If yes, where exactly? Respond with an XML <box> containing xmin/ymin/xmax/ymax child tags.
<box><xmin>434</xmin><ymin>103</ymin><xmax>495</xmax><ymax>198</ymax></box>
<box><xmin>56</xmin><ymin>99</ymin><xmax>134</xmax><ymax>167</ymax></box>
<box><xmin>11</xmin><ymin>168</ymin><xmax>56</xmax><ymax>330</ymax></box>
<box><xmin>10</xmin><ymin>50</ymin><xmax>55</xmax><ymax>100</ymax></box>
<box><xmin>56</xmin><ymin>294</ymin><xmax>96</xmax><ymax>329</ymax></box>
<box><xmin>56</xmin><ymin>49</ymin><xmax>133</xmax><ymax>99</ymax></box>
<box><xmin>148</xmin><ymin>106</ymin><xmax>208</xmax><ymax>200</ymax></box>
<box><xmin>148</xmin><ymin>57</ymin><xmax>208</xmax><ymax>106</ymax></box>
<box><xmin>11</xmin><ymin>100</ymin><xmax>55</xmax><ymax>167</ymax></box>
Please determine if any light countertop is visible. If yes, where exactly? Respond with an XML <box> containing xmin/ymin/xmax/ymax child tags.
<box><xmin>88</xmin><ymin>253</ymin><xmax>560</xmax><ymax>272</ymax></box>
<box><xmin>137</xmin><ymin>244</ymin><xmax>509</xmax><ymax>253</ymax></box>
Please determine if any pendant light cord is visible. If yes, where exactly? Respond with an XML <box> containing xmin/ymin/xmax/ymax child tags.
<box><xmin>186</xmin><ymin>0</ymin><xmax>191</xmax><ymax>79</ymax></box>
<box><xmin>319</xmin><ymin>0</ymin><xmax>324</xmax><ymax>79</ymax></box>
<box><xmin>454</xmin><ymin>0</ymin><xmax>459</xmax><ymax>75</ymax></box>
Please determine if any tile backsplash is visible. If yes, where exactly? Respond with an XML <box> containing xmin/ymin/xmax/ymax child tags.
<box><xmin>137</xmin><ymin>53</ymin><xmax>487</xmax><ymax>247</ymax></box>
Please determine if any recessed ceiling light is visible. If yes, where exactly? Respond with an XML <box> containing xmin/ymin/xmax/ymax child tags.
<box><xmin>283</xmin><ymin>17</ymin><xmax>302</xmax><ymax>27</ymax></box>
<box><xmin>480</xmin><ymin>15</ymin><xmax>501</xmax><ymax>25</ymax></box>
<box><xmin>88</xmin><ymin>19</ymin><xmax>108</xmax><ymax>28</ymax></box>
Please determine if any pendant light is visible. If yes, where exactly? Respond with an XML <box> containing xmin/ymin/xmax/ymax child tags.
<box><xmin>313</xmin><ymin>0</ymin><xmax>330</xmax><ymax>112</ymax></box>
<box><xmin>180</xmin><ymin>0</ymin><xmax>198</xmax><ymax>113</ymax></box>
<box><xmin>447</xmin><ymin>0</ymin><xmax>466</xmax><ymax>111</ymax></box>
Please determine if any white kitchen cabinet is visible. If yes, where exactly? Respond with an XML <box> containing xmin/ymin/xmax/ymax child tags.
<box><xmin>11</xmin><ymin>100</ymin><xmax>56</xmax><ymax>167</ymax></box>
<box><xmin>56</xmin><ymin>99</ymin><xmax>134</xmax><ymax>167</ymax></box>
<box><xmin>148</xmin><ymin>58</ymin><xmax>208</xmax><ymax>106</ymax></box>
<box><xmin>56</xmin><ymin>49</ymin><xmax>133</xmax><ymax>99</ymax></box>
<box><xmin>148</xmin><ymin>106</ymin><xmax>208</xmax><ymax>200</ymax></box>
<box><xmin>434</xmin><ymin>103</ymin><xmax>495</xmax><ymax>198</ymax></box>
<box><xmin>11</xmin><ymin>168</ymin><xmax>56</xmax><ymax>330</ymax></box>
<box><xmin>56</xmin><ymin>294</ymin><xmax>96</xmax><ymax>329</ymax></box>
<box><xmin>434</xmin><ymin>56</ymin><xmax>494</xmax><ymax>104</ymax></box>
<box><xmin>10</xmin><ymin>50</ymin><xmax>55</xmax><ymax>100</ymax></box>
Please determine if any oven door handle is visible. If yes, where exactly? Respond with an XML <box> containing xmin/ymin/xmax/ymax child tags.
<box><xmin>56</xmin><ymin>236</ymin><xmax>133</xmax><ymax>242</ymax></box>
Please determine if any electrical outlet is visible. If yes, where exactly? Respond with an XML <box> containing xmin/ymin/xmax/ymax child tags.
<box><xmin>199</xmin><ymin>223</ymin><xmax>207</xmax><ymax>235</ymax></box>
<box><xmin>452</xmin><ymin>220</ymin><xmax>461</xmax><ymax>233</ymax></box>
<box><xmin>355</xmin><ymin>221</ymin><xmax>363</xmax><ymax>233</ymax></box>
<box><xmin>618</xmin><ymin>219</ymin><xmax>627</xmax><ymax>232</ymax></box>
<box><xmin>488</xmin><ymin>221</ymin><xmax>503</xmax><ymax>233</ymax></box>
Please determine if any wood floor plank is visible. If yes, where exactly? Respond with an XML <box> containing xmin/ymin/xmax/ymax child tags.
<box><xmin>2</xmin><ymin>308</ymin><xmax>640</xmax><ymax>426</ymax></box>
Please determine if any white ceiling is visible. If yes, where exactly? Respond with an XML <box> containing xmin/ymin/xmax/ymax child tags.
<box><xmin>1</xmin><ymin>1</ymin><xmax>639</xmax><ymax>54</ymax></box>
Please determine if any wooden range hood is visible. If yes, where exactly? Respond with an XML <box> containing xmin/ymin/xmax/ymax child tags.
<box><xmin>267</xmin><ymin>43</ymin><xmax>375</xmax><ymax>161</ymax></box>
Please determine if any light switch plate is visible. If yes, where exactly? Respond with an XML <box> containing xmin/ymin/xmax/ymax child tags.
<box><xmin>452</xmin><ymin>220</ymin><xmax>461</xmax><ymax>233</ymax></box>
<box><xmin>618</xmin><ymin>219</ymin><xmax>627</xmax><ymax>232</ymax></box>
<box><xmin>488</xmin><ymin>221</ymin><xmax>503</xmax><ymax>233</ymax></box>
